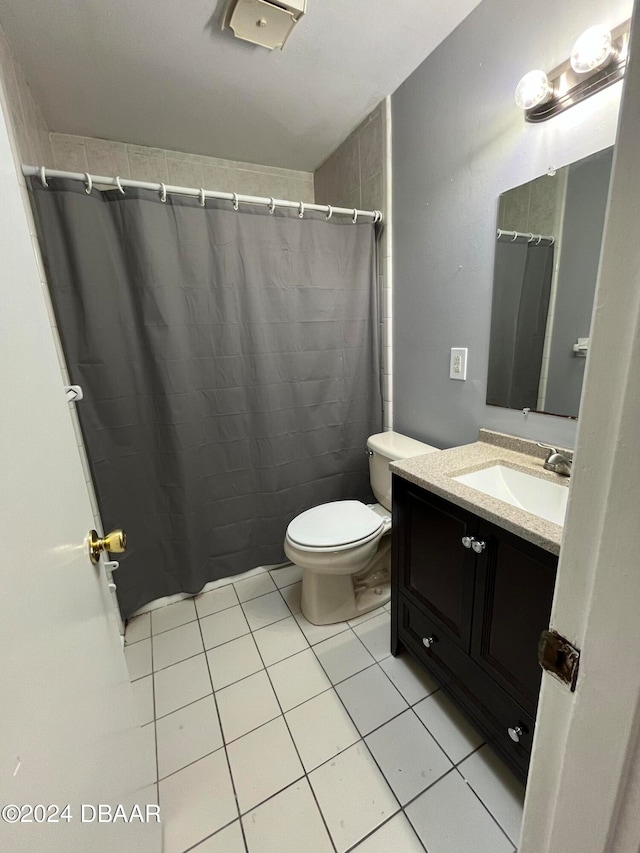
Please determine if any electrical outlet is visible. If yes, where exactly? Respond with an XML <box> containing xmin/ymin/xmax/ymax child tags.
<box><xmin>450</xmin><ymin>347</ymin><xmax>468</xmax><ymax>380</ymax></box>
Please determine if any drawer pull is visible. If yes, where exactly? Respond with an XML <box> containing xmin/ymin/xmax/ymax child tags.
<box><xmin>422</xmin><ymin>635</ymin><xmax>437</xmax><ymax>649</ymax></box>
<box><xmin>508</xmin><ymin>724</ymin><xmax>524</xmax><ymax>743</ymax></box>
<box><xmin>472</xmin><ymin>539</ymin><xmax>487</xmax><ymax>554</ymax></box>
<box><xmin>461</xmin><ymin>536</ymin><xmax>474</xmax><ymax>549</ymax></box>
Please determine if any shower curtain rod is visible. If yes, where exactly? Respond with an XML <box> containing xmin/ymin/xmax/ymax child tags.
<box><xmin>497</xmin><ymin>228</ymin><xmax>555</xmax><ymax>245</ymax></box>
<box><xmin>22</xmin><ymin>165</ymin><xmax>383</xmax><ymax>224</ymax></box>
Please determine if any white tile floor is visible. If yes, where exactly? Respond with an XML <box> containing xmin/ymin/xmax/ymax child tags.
<box><xmin>124</xmin><ymin>564</ymin><xmax>525</xmax><ymax>853</ymax></box>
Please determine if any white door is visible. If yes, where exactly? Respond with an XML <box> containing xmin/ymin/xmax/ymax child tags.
<box><xmin>521</xmin><ymin>3</ymin><xmax>640</xmax><ymax>851</ymax></box>
<box><xmin>0</xmin><ymin>102</ymin><xmax>161</xmax><ymax>849</ymax></box>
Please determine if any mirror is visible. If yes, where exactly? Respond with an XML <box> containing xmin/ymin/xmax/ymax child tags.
<box><xmin>486</xmin><ymin>147</ymin><xmax>613</xmax><ymax>419</ymax></box>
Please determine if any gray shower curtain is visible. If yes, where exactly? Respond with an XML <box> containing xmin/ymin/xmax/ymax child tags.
<box><xmin>29</xmin><ymin>179</ymin><xmax>381</xmax><ymax>617</ymax></box>
<box><xmin>487</xmin><ymin>236</ymin><xmax>554</xmax><ymax>411</ymax></box>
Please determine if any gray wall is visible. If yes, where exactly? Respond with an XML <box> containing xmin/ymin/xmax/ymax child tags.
<box><xmin>392</xmin><ymin>0</ymin><xmax>631</xmax><ymax>450</ymax></box>
<box><xmin>544</xmin><ymin>148</ymin><xmax>613</xmax><ymax>417</ymax></box>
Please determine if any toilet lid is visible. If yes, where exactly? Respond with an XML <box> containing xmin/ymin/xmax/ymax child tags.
<box><xmin>287</xmin><ymin>500</ymin><xmax>383</xmax><ymax>549</ymax></box>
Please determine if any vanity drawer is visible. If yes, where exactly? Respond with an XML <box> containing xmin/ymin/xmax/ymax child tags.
<box><xmin>398</xmin><ymin>593</ymin><xmax>534</xmax><ymax>774</ymax></box>
<box><xmin>398</xmin><ymin>592</ymin><xmax>471</xmax><ymax>681</ymax></box>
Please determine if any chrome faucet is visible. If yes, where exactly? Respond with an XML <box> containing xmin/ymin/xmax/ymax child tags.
<box><xmin>537</xmin><ymin>443</ymin><xmax>573</xmax><ymax>477</ymax></box>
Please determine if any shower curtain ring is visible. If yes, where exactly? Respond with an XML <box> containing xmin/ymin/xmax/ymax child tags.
<box><xmin>298</xmin><ymin>202</ymin><xmax>304</xmax><ymax>219</ymax></box>
<box><xmin>497</xmin><ymin>228</ymin><xmax>502</xmax><ymax>239</ymax></box>
<box><xmin>325</xmin><ymin>205</ymin><xmax>332</xmax><ymax>221</ymax></box>
<box><xmin>159</xmin><ymin>183</ymin><xmax>167</xmax><ymax>203</ymax></box>
<box><xmin>352</xmin><ymin>209</ymin><xmax>358</xmax><ymax>224</ymax></box>
<box><xmin>84</xmin><ymin>173</ymin><xmax>93</xmax><ymax>195</ymax></box>
<box><xmin>39</xmin><ymin>166</ymin><xmax>48</xmax><ymax>187</ymax></box>
<box><xmin>536</xmin><ymin>234</ymin><xmax>542</xmax><ymax>245</ymax></box>
<box><xmin>115</xmin><ymin>176</ymin><xmax>125</xmax><ymax>194</ymax></box>
<box><xmin>232</xmin><ymin>193</ymin><xmax>239</xmax><ymax>211</ymax></box>
<box><xmin>527</xmin><ymin>232</ymin><xmax>534</xmax><ymax>242</ymax></box>
<box><xmin>550</xmin><ymin>236</ymin><xmax>555</xmax><ymax>245</ymax></box>
<box><xmin>199</xmin><ymin>188</ymin><xmax>206</xmax><ymax>207</ymax></box>
<box><xmin>511</xmin><ymin>231</ymin><xmax>518</xmax><ymax>241</ymax></box>
<box><xmin>268</xmin><ymin>197</ymin><xmax>276</xmax><ymax>214</ymax></box>
<box><xmin>374</xmin><ymin>210</ymin><xmax>382</xmax><ymax>223</ymax></box>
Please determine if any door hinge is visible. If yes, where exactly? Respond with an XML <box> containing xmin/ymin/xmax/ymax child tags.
<box><xmin>538</xmin><ymin>629</ymin><xmax>580</xmax><ymax>691</ymax></box>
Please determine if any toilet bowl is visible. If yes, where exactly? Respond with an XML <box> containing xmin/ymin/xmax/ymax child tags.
<box><xmin>284</xmin><ymin>431</ymin><xmax>439</xmax><ymax>625</ymax></box>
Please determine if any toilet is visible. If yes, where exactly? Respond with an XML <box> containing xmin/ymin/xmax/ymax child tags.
<box><xmin>284</xmin><ymin>431</ymin><xmax>439</xmax><ymax>625</ymax></box>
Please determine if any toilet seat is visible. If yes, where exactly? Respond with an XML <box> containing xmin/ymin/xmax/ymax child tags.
<box><xmin>286</xmin><ymin>500</ymin><xmax>384</xmax><ymax>553</ymax></box>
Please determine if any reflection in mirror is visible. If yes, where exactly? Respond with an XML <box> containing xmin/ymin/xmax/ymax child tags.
<box><xmin>486</xmin><ymin>147</ymin><xmax>613</xmax><ymax>419</ymax></box>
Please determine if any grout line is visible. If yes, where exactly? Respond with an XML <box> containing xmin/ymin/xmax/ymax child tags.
<box><xmin>180</xmin><ymin>816</ymin><xmax>242</xmax><ymax>853</ymax></box>
<box><xmin>247</xmin><ymin>628</ymin><xmax>338</xmax><ymax>853</ymax></box>
<box><xmin>410</xmin><ymin>698</ymin><xmax>484</xmax><ymax>767</ymax></box>
<box><xmin>194</xmin><ymin>609</ymin><xmax>249</xmax><ymax>853</ymax></box>
<box><xmin>151</xmin><ymin>647</ymin><xmax>207</xmax><ymax>676</ymax></box>
<box><xmin>150</xmin><ymin>581</ymin><xmax>519</xmax><ymax>852</ymax></box>
<box><xmin>148</xmin><ymin>622</ymin><xmax>159</xmax><ymax>796</ymax></box>
<box><xmin>151</xmin><ymin>614</ymin><xmax>198</xmax><ymax>638</ymax></box>
<box><xmin>156</xmin><ymin>743</ymin><xmax>224</xmax><ymax>784</ymax></box>
<box><xmin>402</xmin><ymin>763</ymin><xmax>459</xmax><ymax>812</ymax></box>
<box><xmin>342</xmin><ymin>809</ymin><xmax>427</xmax><ymax>853</ymax></box>
<box><xmin>124</xmin><ymin>633</ymin><xmax>152</xmax><ymax>647</ymax></box>
<box><xmin>306</xmin><ymin>631</ymin><xmax>405</xmax><ymax>830</ymax></box>
<box><xmin>454</xmin><ymin>764</ymin><xmax>518</xmax><ymax>848</ymax></box>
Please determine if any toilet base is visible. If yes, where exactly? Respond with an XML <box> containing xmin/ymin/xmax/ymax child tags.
<box><xmin>300</xmin><ymin>539</ymin><xmax>391</xmax><ymax>625</ymax></box>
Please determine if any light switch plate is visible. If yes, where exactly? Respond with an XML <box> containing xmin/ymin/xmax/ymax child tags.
<box><xmin>450</xmin><ymin>347</ymin><xmax>468</xmax><ymax>380</ymax></box>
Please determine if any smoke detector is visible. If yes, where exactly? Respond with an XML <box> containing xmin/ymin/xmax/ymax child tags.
<box><xmin>224</xmin><ymin>0</ymin><xmax>306</xmax><ymax>50</ymax></box>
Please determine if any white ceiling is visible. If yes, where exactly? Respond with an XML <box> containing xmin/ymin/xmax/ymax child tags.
<box><xmin>0</xmin><ymin>0</ymin><xmax>482</xmax><ymax>171</ymax></box>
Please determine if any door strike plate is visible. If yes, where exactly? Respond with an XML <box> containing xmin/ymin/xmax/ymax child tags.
<box><xmin>538</xmin><ymin>629</ymin><xmax>580</xmax><ymax>691</ymax></box>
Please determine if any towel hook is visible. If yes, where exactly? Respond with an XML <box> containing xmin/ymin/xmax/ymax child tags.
<box><xmin>298</xmin><ymin>201</ymin><xmax>305</xmax><ymax>219</ymax></box>
<box><xmin>325</xmin><ymin>205</ymin><xmax>333</xmax><ymax>221</ymax></box>
<box><xmin>115</xmin><ymin>176</ymin><xmax>125</xmax><ymax>195</ymax></box>
<box><xmin>352</xmin><ymin>208</ymin><xmax>358</xmax><ymax>224</ymax></box>
<box><xmin>268</xmin><ymin>197</ymin><xmax>276</xmax><ymax>214</ymax></box>
<box><xmin>39</xmin><ymin>166</ymin><xmax>48</xmax><ymax>187</ymax></box>
<box><xmin>232</xmin><ymin>192</ymin><xmax>239</xmax><ymax>211</ymax></box>
<box><xmin>199</xmin><ymin>188</ymin><xmax>206</xmax><ymax>207</ymax></box>
<box><xmin>84</xmin><ymin>173</ymin><xmax>93</xmax><ymax>195</ymax></box>
<box><xmin>159</xmin><ymin>183</ymin><xmax>167</xmax><ymax>203</ymax></box>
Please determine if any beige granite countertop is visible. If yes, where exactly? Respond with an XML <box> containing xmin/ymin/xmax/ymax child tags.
<box><xmin>390</xmin><ymin>429</ymin><xmax>572</xmax><ymax>555</ymax></box>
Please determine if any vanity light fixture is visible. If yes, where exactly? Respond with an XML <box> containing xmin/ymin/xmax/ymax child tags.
<box><xmin>514</xmin><ymin>70</ymin><xmax>553</xmax><ymax>110</ymax></box>
<box><xmin>570</xmin><ymin>25</ymin><xmax>616</xmax><ymax>74</ymax></box>
<box><xmin>515</xmin><ymin>19</ymin><xmax>630</xmax><ymax>122</ymax></box>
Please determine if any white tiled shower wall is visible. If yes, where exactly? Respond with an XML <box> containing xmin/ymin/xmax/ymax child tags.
<box><xmin>314</xmin><ymin>101</ymin><xmax>393</xmax><ymax>430</ymax></box>
<box><xmin>46</xmin><ymin>134</ymin><xmax>315</xmax><ymax>204</ymax></box>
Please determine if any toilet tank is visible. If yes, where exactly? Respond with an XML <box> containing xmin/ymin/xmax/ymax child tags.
<box><xmin>367</xmin><ymin>431</ymin><xmax>439</xmax><ymax>511</ymax></box>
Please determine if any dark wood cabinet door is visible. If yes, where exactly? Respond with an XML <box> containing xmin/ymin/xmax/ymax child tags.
<box><xmin>393</xmin><ymin>480</ymin><xmax>477</xmax><ymax>650</ymax></box>
<box><xmin>471</xmin><ymin>520</ymin><xmax>557</xmax><ymax>714</ymax></box>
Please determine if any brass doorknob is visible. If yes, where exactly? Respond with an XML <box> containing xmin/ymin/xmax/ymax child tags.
<box><xmin>88</xmin><ymin>529</ymin><xmax>127</xmax><ymax>565</ymax></box>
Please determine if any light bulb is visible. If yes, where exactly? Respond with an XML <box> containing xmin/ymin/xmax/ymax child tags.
<box><xmin>570</xmin><ymin>25</ymin><xmax>615</xmax><ymax>74</ymax></box>
<box><xmin>515</xmin><ymin>70</ymin><xmax>553</xmax><ymax>111</ymax></box>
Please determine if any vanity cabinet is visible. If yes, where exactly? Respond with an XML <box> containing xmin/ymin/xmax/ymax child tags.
<box><xmin>391</xmin><ymin>475</ymin><xmax>557</xmax><ymax>781</ymax></box>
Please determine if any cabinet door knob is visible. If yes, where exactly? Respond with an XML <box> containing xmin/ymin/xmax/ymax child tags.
<box><xmin>461</xmin><ymin>536</ymin><xmax>474</xmax><ymax>549</ymax></box>
<box><xmin>508</xmin><ymin>725</ymin><xmax>524</xmax><ymax>743</ymax></box>
<box><xmin>422</xmin><ymin>636</ymin><xmax>437</xmax><ymax>649</ymax></box>
<box><xmin>472</xmin><ymin>539</ymin><xmax>487</xmax><ymax>554</ymax></box>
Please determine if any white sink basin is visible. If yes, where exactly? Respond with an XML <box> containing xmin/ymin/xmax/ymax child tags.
<box><xmin>453</xmin><ymin>464</ymin><xmax>568</xmax><ymax>526</ymax></box>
